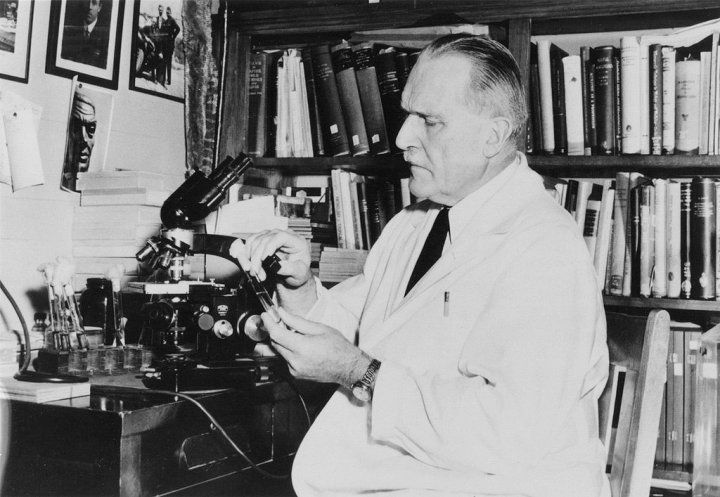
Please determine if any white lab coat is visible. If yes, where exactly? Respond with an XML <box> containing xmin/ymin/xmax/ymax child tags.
<box><xmin>292</xmin><ymin>154</ymin><xmax>611</xmax><ymax>497</ymax></box>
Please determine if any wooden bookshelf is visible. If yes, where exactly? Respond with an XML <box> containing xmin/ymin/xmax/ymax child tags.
<box><xmin>604</xmin><ymin>295</ymin><xmax>720</xmax><ymax>312</ymax></box>
<box><xmin>529</xmin><ymin>155</ymin><xmax>720</xmax><ymax>178</ymax></box>
<box><xmin>250</xmin><ymin>156</ymin><xmax>409</xmax><ymax>176</ymax></box>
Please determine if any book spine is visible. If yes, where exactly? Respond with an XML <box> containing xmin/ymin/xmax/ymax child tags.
<box><xmin>630</xmin><ymin>182</ymin><xmax>643</xmax><ymax>296</ymax></box>
<box><xmin>330</xmin><ymin>169</ymin><xmax>347</xmax><ymax>248</ymax></box>
<box><xmin>339</xmin><ymin>170</ymin><xmax>360</xmax><ymax>249</ymax></box>
<box><xmin>613</xmin><ymin>53</ymin><xmax>623</xmax><ymax>156</ymax></box>
<box><xmin>356</xmin><ymin>175</ymin><xmax>373</xmax><ymax>249</ymax></box>
<box><xmin>652</xmin><ymin>178</ymin><xmax>668</xmax><ymax>297</ymax></box>
<box><xmin>684</xmin><ymin>330</ymin><xmax>702</xmax><ymax>467</ymax></box>
<box><xmin>620</xmin><ymin>37</ymin><xmax>642</xmax><ymax>154</ymax></box>
<box><xmin>661</xmin><ymin>46</ymin><xmax>676</xmax><ymax>154</ymax></box>
<box><xmin>675</xmin><ymin>59</ymin><xmax>702</xmax><ymax>155</ymax></box>
<box><xmin>551</xmin><ymin>45</ymin><xmax>568</xmax><ymax>154</ymax></box>
<box><xmin>247</xmin><ymin>52</ymin><xmax>269</xmax><ymax>157</ymax></box>
<box><xmin>681</xmin><ymin>181</ymin><xmax>692</xmax><ymax>299</ymax></box>
<box><xmin>564</xmin><ymin>179</ymin><xmax>579</xmax><ymax>217</ymax></box>
<box><xmin>563</xmin><ymin>55</ymin><xmax>585</xmax><ymax>156</ymax></box>
<box><xmin>584</xmin><ymin>49</ymin><xmax>598</xmax><ymax>155</ymax></box>
<box><xmin>716</xmin><ymin>181</ymin><xmax>720</xmax><ymax>299</ymax></box>
<box><xmin>332</xmin><ymin>43</ymin><xmax>370</xmax><ymax>156</ymax></box>
<box><xmin>310</xmin><ymin>45</ymin><xmax>351</xmax><ymax>157</ymax></box>
<box><xmin>710</xmin><ymin>33</ymin><xmax>719</xmax><ymax>155</ymax></box>
<box><xmin>537</xmin><ymin>40</ymin><xmax>556</xmax><ymax>154</ymax></box>
<box><xmin>593</xmin><ymin>46</ymin><xmax>617</xmax><ymax>155</ymax></box>
<box><xmin>670</xmin><ymin>329</ymin><xmax>685</xmax><ymax>466</ymax></box>
<box><xmin>594</xmin><ymin>181</ymin><xmax>615</xmax><ymax>288</ymax></box>
<box><xmin>530</xmin><ymin>44</ymin><xmax>544</xmax><ymax>154</ymax></box>
<box><xmin>699</xmin><ymin>52</ymin><xmax>712</xmax><ymax>156</ymax></box>
<box><xmin>353</xmin><ymin>44</ymin><xmax>391</xmax><ymax>155</ymax></box>
<box><xmin>583</xmin><ymin>183</ymin><xmax>604</xmax><ymax>256</ymax></box>
<box><xmin>649</xmin><ymin>44</ymin><xmax>664</xmax><ymax>155</ymax></box>
<box><xmin>580</xmin><ymin>46</ymin><xmax>595</xmax><ymax>155</ymax></box>
<box><xmin>639</xmin><ymin>43</ymin><xmax>650</xmax><ymax>154</ymax></box>
<box><xmin>375</xmin><ymin>49</ymin><xmax>404</xmax><ymax>153</ymax></box>
<box><xmin>622</xmin><ymin>173</ymin><xmax>643</xmax><ymax>296</ymax></box>
<box><xmin>300</xmin><ymin>48</ymin><xmax>325</xmax><ymax>156</ymax></box>
<box><xmin>690</xmin><ymin>177</ymin><xmax>716</xmax><ymax>299</ymax></box>
<box><xmin>666</xmin><ymin>180</ymin><xmax>682</xmax><ymax>298</ymax></box>
<box><xmin>639</xmin><ymin>182</ymin><xmax>654</xmax><ymax>297</ymax></box>
<box><xmin>394</xmin><ymin>51</ymin><xmax>410</xmax><ymax>91</ymax></box>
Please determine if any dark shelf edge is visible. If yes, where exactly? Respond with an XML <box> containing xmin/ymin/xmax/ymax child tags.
<box><xmin>250</xmin><ymin>156</ymin><xmax>410</xmax><ymax>176</ymax></box>
<box><xmin>604</xmin><ymin>295</ymin><xmax>720</xmax><ymax>312</ymax></box>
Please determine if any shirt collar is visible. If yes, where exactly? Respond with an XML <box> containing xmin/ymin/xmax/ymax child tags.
<box><xmin>86</xmin><ymin>19</ymin><xmax>98</xmax><ymax>33</ymax></box>
<box><xmin>446</xmin><ymin>152</ymin><xmax>522</xmax><ymax>243</ymax></box>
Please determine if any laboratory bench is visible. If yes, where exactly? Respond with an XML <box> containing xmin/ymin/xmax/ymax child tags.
<box><xmin>0</xmin><ymin>372</ymin><xmax>332</xmax><ymax>497</ymax></box>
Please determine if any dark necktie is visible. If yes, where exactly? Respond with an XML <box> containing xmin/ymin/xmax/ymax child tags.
<box><xmin>405</xmin><ymin>207</ymin><xmax>449</xmax><ymax>295</ymax></box>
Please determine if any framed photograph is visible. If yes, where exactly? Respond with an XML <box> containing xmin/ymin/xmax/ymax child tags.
<box><xmin>46</xmin><ymin>0</ymin><xmax>125</xmax><ymax>90</ymax></box>
<box><xmin>0</xmin><ymin>0</ymin><xmax>35</xmax><ymax>83</ymax></box>
<box><xmin>129</xmin><ymin>0</ymin><xmax>184</xmax><ymax>102</ymax></box>
<box><xmin>60</xmin><ymin>79</ymin><xmax>115</xmax><ymax>192</ymax></box>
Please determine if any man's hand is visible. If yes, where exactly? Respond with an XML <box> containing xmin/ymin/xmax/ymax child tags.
<box><xmin>230</xmin><ymin>229</ymin><xmax>312</xmax><ymax>287</ymax></box>
<box><xmin>261</xmin><ymin>307</ymin><xmax>372</xmax><ymax>387</ymax></box>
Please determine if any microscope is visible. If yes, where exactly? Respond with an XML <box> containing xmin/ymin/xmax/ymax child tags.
<box><xmin>134</xmin><ymin>153</ymin><xmax>284</xmax><ymax>390</ymax></box>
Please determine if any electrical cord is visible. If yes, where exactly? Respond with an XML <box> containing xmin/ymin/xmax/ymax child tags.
<box><xmin>0</xmin><ymin>278</ymin><xmax>31</xmax><ymax>373</ymax></box>
<box><xmin>107</xmin><ymin>378</ymin><xmax>312</xmax><ymax>480</ymax></box>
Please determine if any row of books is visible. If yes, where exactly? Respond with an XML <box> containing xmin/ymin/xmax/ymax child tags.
<box><xmin>329</xmin><ymin>169</ymin><xmax>409</xmax><ymax>251</ymax></box>
<box><xmin>553</xmin><ymin>173</ymin><xmax>719</xmax><ymax>300</ymax></box>
<box><xmin>529</xmin><ymin>20</ymin><xmax>720</xmax><ymax>156</ymax></box>
<box><xmin>248</xmin><ymin>41</ymin><xmax>419</xmax><ymax>158</ymax></box>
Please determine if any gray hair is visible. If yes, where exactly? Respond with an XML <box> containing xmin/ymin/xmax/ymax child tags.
<box><xmin>419</xmin><ymin>34</ymin><xmax>527</xmax><ymax>140</ymax></box>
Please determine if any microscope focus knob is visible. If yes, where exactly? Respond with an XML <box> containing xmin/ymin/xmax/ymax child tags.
<box><xmin>196</xmin><ymin>312</ymin><xmax>215</xmax><ymax>332</ymax></box>
<box><xmin>212</xmin><ymin>319</ymin><xmax>234</xmax><ymax>339</ymax></box>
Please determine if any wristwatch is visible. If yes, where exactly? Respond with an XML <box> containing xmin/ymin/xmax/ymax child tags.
<box><xmin>351</xmin><ymin>358</ymin><xmax>381</xmax><ymax>402</ymax></box>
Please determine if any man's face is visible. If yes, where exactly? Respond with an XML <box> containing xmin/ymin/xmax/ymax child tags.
<box><xmin>69</xmin><ymin>106</ymin><xmax>97</xmax><ymax>173</ymax></box>
<box><xmin>84</xmin><ymin>0</ymin><xmax>101</xmax><ymax>24</ymax></box>
<box><xmin>158</xmin><ymin>5</ymin><xmax>164</xmax><ymax>16</ymax></box>
<box><xmin>396</xmin><ymin>54</ymin><xmax>499</xmax><ymax>206</ymax></box>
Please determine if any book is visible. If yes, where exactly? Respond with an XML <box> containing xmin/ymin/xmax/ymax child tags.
<box><xmin>564</xmin><ymin>179</ymin><xmax>579</xmax><ymax>218</ymax></box>
<box><xmin>652</xmin><ymin>178</ymin><xmax>668</xmax><ymax>298</ymax></box>
<box><xmin>580</xmin><ymin>46</ymin><xmax>597</xmax><ymax>155</ymax></box>
<box><xmin>649</xmin><ymin>44</ymin><xmax>664</xmax><ymax>155</ymax></box>
<box><xmin>620</xmin><ymin>37</ymin><xmax>642</xmax><ymax>154</ymax></box>
<box><xmin>675</xmin><ymin>59</ymin><xmax>702</xmax><ymax>155</ymax></box>
<box><xmin>529</xmin><ymin>44</ymin><xmax>544</xmax><ymax>154</ymax></box>
<box><xmin>608</xmin><ymin>172</ymin><xmax>629</xmax><ymax>296</ymax></box>
<box><xmin>639</xmin><ymin>43</ymin><xmax>650</xmax><ymax>155</ymax></box>
<box><xmin>329</xmin><ymin>169</ymin><xmax>347</xmax><ymax>248</ymax></box>
<box><xmin>74</xmin><ymin>205</ymin><xmax>160</xmax><ymax>225</ymax></box>
<box><xmin>331</xmin><ymin>41</ymin><xmax>370</xmax><ymax>156</ymax></box>
<box><xmin>375</xmin><ymin>47</ymin><xmax>405</xmax><ymax>153</ymax></box>
<box><xmin>355</xmin><ymin>175</ymin><xmax>373</xmax><ymax>249</ymax></box>
<box><xmin>345</xmin><ymin>171</ymin><xmax>364</xmax><ymax>250</ymax></box>
<box><xmin>623</xmin><ymin>173</ymin><xmax>645</xmax><ymax>296</ymax></box>
<box><xmin>72</xmin><ymin>223</ymin><xmax>161</xmax><ymax>241</ymax></box>
<box><xmin>583</xmin><ymin>183</ymin><xmax>603</xmax><ymax>254</ymax></box>
<box><xmin>661</xmin><ymin>46</ymin><xmax>677</xmax><ymax>154</ymax></box>
<box><xmin>394</xmin><ymin>51</ymin><xmax>411</xmax><ymax>90</ymax></box>
<box><xmin>683</xmin><ymin>326</ymin><xmax>702</xmax><ymax>468</ymax></box>
<box><xmin>594</xmin><ymin>180</ymin><xmax>615</xmax><ymax>288</ymax></box>
<box><xmin>562</xmin><ymin>55</ymin><xmax>585</xmax><ymax>156</ymax></box>
<box><xmin>592</xmin><ymin>46</ymin><xmax>617</xmax><ymax>155</ymax></box>
<box><xmin>247</xmin><ymin>51</ymin><xmax>272</xmax><ymax>157</ymax></box>
<box><xmin>666</xmin><ymin>180</ymin><xmax>682</xmax><ymax>298</ymax></box>
<box><xmin>613</xmin><ymin>53</ymin><xmax>623</xmax><ymax>156</ymax></box>
<box><xmin>537</xmin><ymin>40</ymin><xmax>556</xmax><ymax>154</ymax></box>
<box><xmin>638</xmin><ymin>181</ymin><xmax>654</xmax><ymax>297</ymax></box>
<box><xmin>310</xmin><ymin>44</ymin><xmax>351</xmax><ymax>157</ymax></box>
<box><xmin>299</xmin><ymin>48</ymin><xmax>325</xmax><ymax>156</ymax></box>
<box><xmin>699</xmin><ymin>51</ymin><xmax>712</xmax><ymax>155</ymax></box>
<box><xmin>0</xmin><ymin>377</ymin><xmax>90</xmax><ymax>403</ymax></box>
<box><xmin>550</xmin><ymin>43</ymin><xmax>569</xmax><ymax>154</ymax></box>
<box><xmin>690</xmin><ymin>177</ymin><xmax>716</xmax><ymax>299</ymax></box>
<box><xmin>680</xmin><ymin>181</ymin><xmax>692</xmax><ymax>299</ymax></box>
<box><xmin>598</xmin><ymin>363</ymin><xmax>628</xmax><ymax>463</ymax></box>
<box><xmin>352</xmin><ymin>43</ymin><xmax>390</xmax><ymax>155</ymax></box>
<box><xmin>76</xmin><ymin>170</ymin><xmax>183</xmax><ymax>192</ymax></box>
<box><xmin>79</xmin><ymin>188</ymin><xmax>169</xmax><ymax>207</ymax></box>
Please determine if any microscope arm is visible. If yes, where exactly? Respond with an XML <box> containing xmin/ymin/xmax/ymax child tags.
<box><xmin>191</xmin><ymin>233</ymin><xmax>243</xmax><ymax>269</ymax></box>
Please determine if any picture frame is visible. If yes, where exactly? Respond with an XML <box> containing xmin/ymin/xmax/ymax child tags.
<box><xmin>46</xmin><ymin>0</ymin><xmax>125</xmax><ymax>90</ymax></box>
<box><xmin>129</xmin><ymin>0</ymin><xmax>184</xmax><ymax>102</ymax></box>
<box><xmin>0</xmin><ymin>0</ymin><xmax>35</xmax><ymax>83</ymax></box>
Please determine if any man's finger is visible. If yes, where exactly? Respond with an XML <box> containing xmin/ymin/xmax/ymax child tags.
<box><xmin>228</xmin><ymin>239</ymin><xmax>250</xmax><ymax>271</ymax></box>
<box><xmin>261</xmin><ymin>311</ymin><xmax>302</xmax><ymax>347</ymax></box>
<box><xmin>277</xmin><ymin>307</ymin><xmax>326</xmax><ymax>336</ymax></box>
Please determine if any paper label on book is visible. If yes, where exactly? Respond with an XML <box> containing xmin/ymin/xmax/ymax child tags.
<box><xmin>371</xmin><ymin>134</ymin><xmax>379</xmax><ymax>143</ymax></box>
<box><xmin>352</xmin><ymin>135</ymin><xmax>360</xmax><ymax>146</ymax></box>
<box><xmin>702</xmin><ymin>362</ymin><xmax>718</xmax><ymax>379</ymax></box>
<box><xmin>330</xmin><ymin>124</ymin><xmax>339</xmax><ymax>134</ymax></box>
<box><xmin>674</xmin><ymin>362</ymin><xmax>684</xmax><ymax>376</ymax></box>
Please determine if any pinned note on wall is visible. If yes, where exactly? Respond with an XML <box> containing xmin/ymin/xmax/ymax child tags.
<box><xmin>0</xmin><ymin>90</ymin><xmax>44</xmax><ymax>192</ymax></box>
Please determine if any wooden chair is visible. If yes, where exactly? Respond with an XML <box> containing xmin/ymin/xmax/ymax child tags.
<box><xmin>599</xmin><ymin>309</ymin><xmax>671</xmax><ymax>497</ymax></box>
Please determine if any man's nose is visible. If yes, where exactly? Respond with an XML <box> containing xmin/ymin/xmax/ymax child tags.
<box><xmin>395</xmin><ymin>114</ymin><xmax>416</xmax><ymax>152</ymax></box>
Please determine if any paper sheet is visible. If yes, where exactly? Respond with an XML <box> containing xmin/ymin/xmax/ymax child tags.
<box><xmin>3</xmin><ymin>110</ymin><xmax>44</xmax><ymax>191</ymax></box>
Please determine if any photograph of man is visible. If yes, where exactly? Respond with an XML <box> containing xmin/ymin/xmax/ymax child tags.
<box><xmin>234</xmin><ymin>34</ymin><xmax>610</xmax><ymax>497</ymax></box>
<box><xmin>60</xmin><ymin>0</ymin><xmax>110</xmax><ymax>68</ymax></box>
<box><xmin>161</xmin><ymin>5</ymin><xmax>180</xmax><ymax>86</ymax></box>
<box><xmin>61</xmin><ymin>88</ymin><xmax>96</xmax><ymax>192</ymax></box>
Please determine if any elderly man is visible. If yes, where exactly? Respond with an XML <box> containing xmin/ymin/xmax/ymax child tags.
<box><xmin>235</xmin><ymin>34</ymin><xmax>610</xmax><ymax>497</ymax></box>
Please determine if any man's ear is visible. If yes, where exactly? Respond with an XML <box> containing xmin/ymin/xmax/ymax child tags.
<box><xmin>483</xmin><ymin>116</ymin><xmax>513</xmax><ymax>158</ymax></box>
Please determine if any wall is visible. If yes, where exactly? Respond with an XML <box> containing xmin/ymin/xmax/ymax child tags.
<box><xmin>0</xmin><ymin>1</ymin><xmax>185</xmax><ymax>335</ymax></box>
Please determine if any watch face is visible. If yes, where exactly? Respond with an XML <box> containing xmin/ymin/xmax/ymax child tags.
<box><xmin>352</xmin><ymin>384</ymin><xmax>372</xmax><ymax>402</ymax></box>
